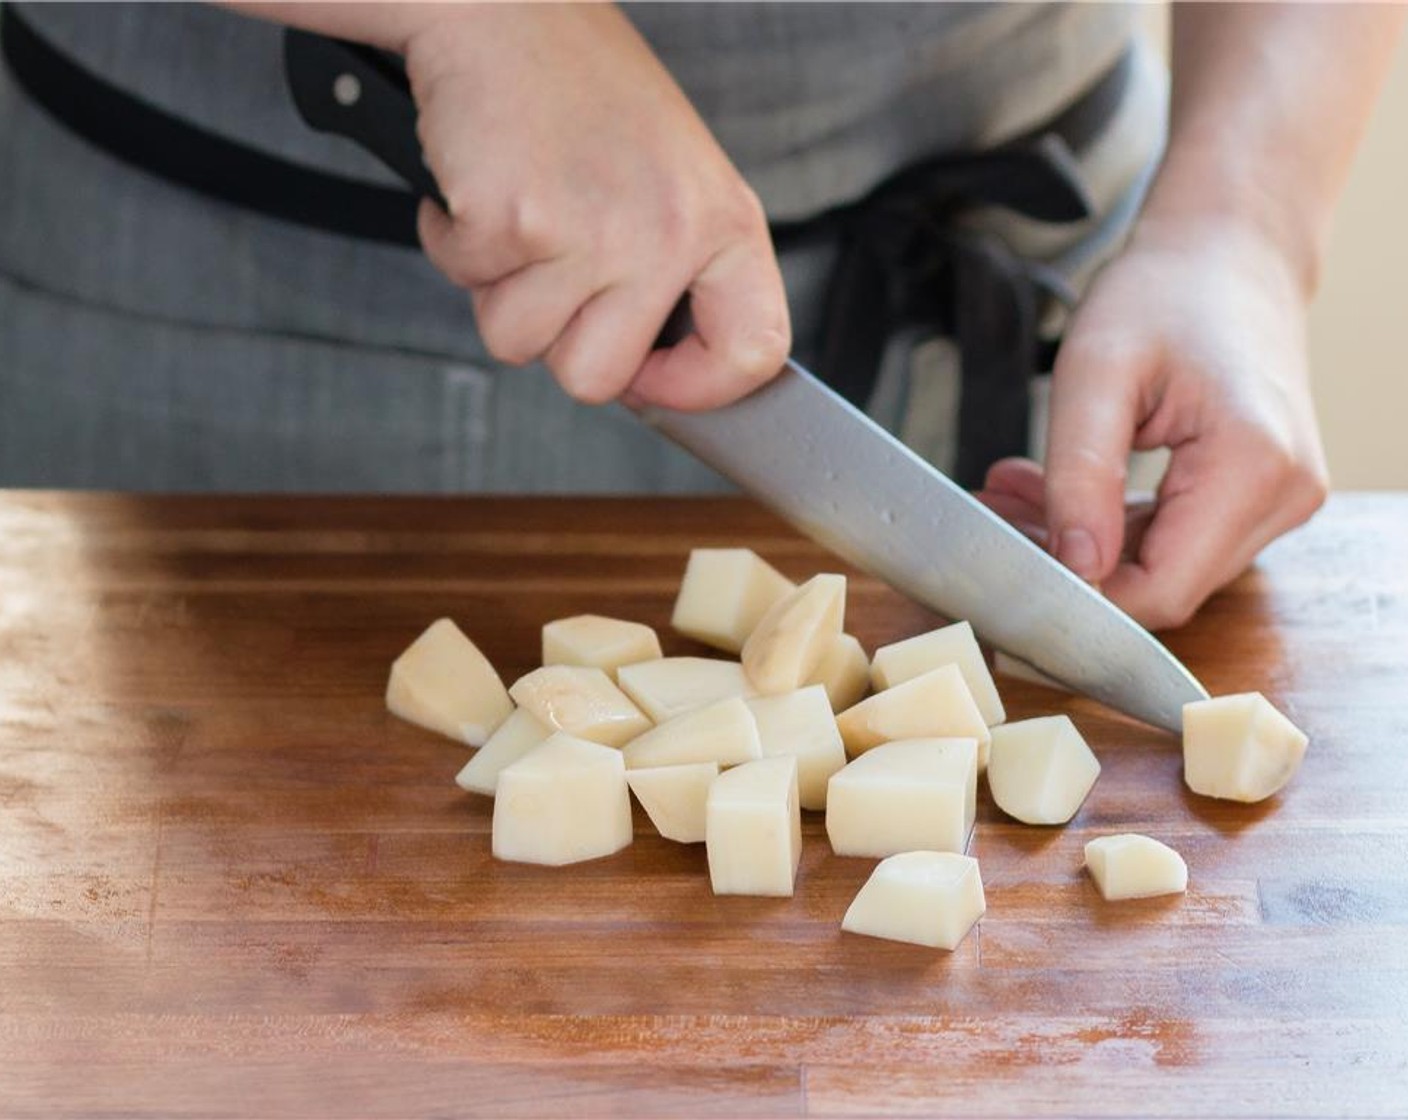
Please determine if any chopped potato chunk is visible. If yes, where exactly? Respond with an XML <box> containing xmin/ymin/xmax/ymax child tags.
<box><xmin>987</xmin><ymin>715</ymin><xmax>1100</xmax><ymax>826</ymax></box>
<box><xmin>836</xmin><ymin>664</ymin><xmax>990</xmax><ymax>765</ymax></box>
<box><xmin>508</xmin><ymin>665</ymin><xmax>651</xmax><ymax>748</ymax></box>
<box><xmin>1085</xmin><ymin>834</ymin><xmax>1188</xmax><ymax>900</ymax></box>
<box><xmin>826</xmin><ymin>738</ymin><xmax>977</xmax><ymax>857</ymax></box>
<box><xmin>542</xmin><ymin>614</ymin><xmax>662</xmax><ymax>681</ymax></box>
<box><xmin>455</xmin><ymin>707</ymin><xmax>551</xmax><ymax>796</ymax></box>
<box><xmin>626</xmin><ymin>762</ymin><xmax>719</xmax><ymax>843</ymax></box>
<box><xmin>871</xmin><ymin>621</ymin><xmax>1005</xmax><ymax>726</ymax></box>
<box><xmin>742</xmin><ymin>573</ymin><xmax>846</xmax><ymax>695</ymax></box>
<box><xmin>746</xmin><ymin>685</ymin><xmax>847</xmax><ymax>811</ymax></box>
<box><xmin>386</xmin><ymin>618</ymin><xmax>512</xmax><ymax>745</ymax></box>
<box><xmin>622</xmin><ymin>696</ymin><xmax>762</xmax><ymax>770</ymax></box>
<box><xmin>671</xmin><ymin>548</ymin><xmax>795</xmax><ymax>654</ymax></box>
<box><xmin>806</xmin><ymin>632</ymin><xmax>870</xmax><ymax>712</ymax></box>
<box><xmin>616</xmin><ymin>657</ymin><xmax>754</xmax><ymax>723</ymax></box>
<box><xmin>1182</xmin><ymin>692</ymin><xmax>1308</xmax><ymax>802</ymax></box>
<box><xmin>842</xmin><ymin>851</ymin><xmax>986</xmax><ymax>950</ymax></box>
<box><xmin>492</xmin><ymin>733</ymin><xmax>633</xmax><ymax>866</ymax></box>
<box><xmin>706</xmin><ymin>756</ymin><xmax>801</xmax><ymax>897</ymax></box>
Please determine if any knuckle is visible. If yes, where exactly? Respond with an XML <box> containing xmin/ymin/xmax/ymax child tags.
<box><xmin>546</xmin><ymin>346</ymin><xmax>622</xmax><ymax>407</ymax></box>
<box><xmin>505</xmin><ymin>195</ymin><xmax>556</xmax><ymax>256</ymax></box>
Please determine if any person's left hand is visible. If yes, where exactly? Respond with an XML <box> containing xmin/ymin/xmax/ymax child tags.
<box><xmin>976</xmin><ymin>215</ymin><xmax>1329</xmax><ymax>631</ymax></box>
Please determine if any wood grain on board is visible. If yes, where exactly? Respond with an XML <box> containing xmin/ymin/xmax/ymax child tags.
<box><xmin>2</xmin><ymin>492</ymin><xmax>1406</xmax><ymax>1117</ymax></box>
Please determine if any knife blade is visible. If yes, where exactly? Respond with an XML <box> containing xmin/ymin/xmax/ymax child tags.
<box><xmin>282</xmin><ymin>30</ymin><xmax>1208</xmax><ymax>731</ymax></box>
<box><xmin>637</xmin><ymin>361</ymin><xmax>1206</xmax><ymax>732</ymax></box>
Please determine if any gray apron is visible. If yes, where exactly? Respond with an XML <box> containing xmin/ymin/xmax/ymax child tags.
<box><xmin>0</xmin><ymin>2</ymin><xmax>1164</xmax><ymax>493</ymax></box>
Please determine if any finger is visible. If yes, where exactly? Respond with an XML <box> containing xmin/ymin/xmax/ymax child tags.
<box><xmin>982</xmin><ymin>457</ymin><xmax>1047</xmax><ymax>508</ymax></box>
<box><xmin>1100</xmin><ymin>444</ymin><xmax>1282</xmax><ymax>630</ymax></box>
<box><xmin>471</xmin><ymin>259</ymin><xmax>601</xmax><ymax>368</ymax></box>
<box><xmin>624</xmin><ymin>237</ymin><xmax>791</xmax><ymax>411</ymax></box>
<box><xmin>1043</xmin><ymin>336</ymin><xmax>1150</xmax><ymax>583</ymax></box>
<box><xmin>416</xmin><ymin>199</ymin><xmax>545</xmax><ymax>289</ymax></box>
<box><xmin>543</xmin><ymin>278</ymin><xmax>683</xmax><ymax>405</ymax></box>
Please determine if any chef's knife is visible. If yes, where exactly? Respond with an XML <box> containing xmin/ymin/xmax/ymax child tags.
<box><xmin>282</xmin><ymin>31</ymin><xmax>1208</xmax><ymax>732</ymax></box>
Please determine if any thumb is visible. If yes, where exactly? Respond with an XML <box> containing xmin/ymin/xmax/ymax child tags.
<box><xmin>625</xmin><ymin>238</ymin><xmax>791</xmax><ymax>411</ymax></box>
<box><xmin>1042</xmin><ymin>338</ymin><xmax>1148</xmax><ymax>582</ymax></box>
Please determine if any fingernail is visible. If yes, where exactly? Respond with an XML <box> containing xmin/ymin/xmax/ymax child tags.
<box><xmin>1057</xmin><ymin>528</ymin><xmax>1101</xmax><ymax>580</ymax></box>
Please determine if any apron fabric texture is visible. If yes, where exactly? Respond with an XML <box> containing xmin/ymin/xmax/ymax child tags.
<box><xmin>0</xmin><ymin>2</ymin><xmax>1165</xmax><ymax>493</ymax></box>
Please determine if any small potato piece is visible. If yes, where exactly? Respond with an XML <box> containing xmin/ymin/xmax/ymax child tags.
<box><xmin>987</xmin><ymin>715</ymin><xmax>1100</xmax><ymax>826</ymax></box>
<box><xmin>826</xmin><ymin>738</ymin><xmax>977</xmax><ymax>857</ymax></box>
<box><xmin>806</xmin><ymin>633</ymin><xmax>870</xmax><ymax>712</ymax></box>
<box><xmin>626</xmin><ymin>762</ymin><xmax>719</xmax><ymax>843</ymax></box>
<box><xmin>993</xmin><ymin>651</ymin><xmax>1071</xmax><ymax>693</ymax></box>
<box><xmin>742</xmin><ymin>574</ymin><xmax>846</xmax><ymax>695</ymax></box>
<box><xmin>455</xmin><ymin>708</ymin><xmax>551</xmax><ymax>796</ymax></box>
<box><xmin>509</xmin><ymin>666</ymin><xmax>651</xmax><ymax>748</ymax></box>
<box><xmin>836</xmin><ymin>664</ymin><xmax>991</xmax><ymax>765</ymax></box>
<box><xmin>871</xmin><ymin>621</ymin><xmax>1005</xmax><ymax>726</ymax></box>
<box><xmin>746</xmin><ymin>685</ymin><xmax>847</xmax><ymax>811</ymax></box>
<box><xmin>671</xmin><ymin>548</ymin><xmax>796</xmax><ymax>654</ymax></box>
<box><xmin>622</xmin><ymin>696</ymin><xmax>762</xmax><ymax>770</ymax></box>
<box><xmin>1085</xmin><ymin>834</ymin><xmax>1188</xmax><ymax>900</ymax></box>
<box><xmin>706</xmin><ymin>756</ymin><xmax>801</xmax><ymax>897</ymax></box>
<box><xmin>541</xmin><ymin>615</ymin><xmax>662</xmax><ymax>681</ymax></box>
<box><xmin>492</xmin><ymin>733</ymin><xmax>633</xmax><ymax>866</ymax></box>
<box><xmin>842</xmin><ymin>851</ymin><xmax>986</xmax><ymax>951</ymax></box>
<box><xmin>616</xmin><ymin>657</ymin><xmax>754</xmax><ymax>723</ymax></box>
<box><xmin>386</xmin><ymin>618</ymin><xmax>513</xmax><ymax>745</ymax></box>
<box><xmin>1182</xmin><ymin>692</ymin><xmax>1309</xmax><ymax>802</ymax></box>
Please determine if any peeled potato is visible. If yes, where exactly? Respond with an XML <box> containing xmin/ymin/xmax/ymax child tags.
<box><xmin>826</xmin><ymin>738</ymin><xmax>978</xmax><ymax>857</ymax></box>
<box><xmin>836</xmin><ymin>663</ymin><xmax>991</xmax><ymax>765</ymax></box>
<box><xmin>616</xmin><ymin>657</ymin><xmax>754</xmax><ymax>723</ymax></box>
<box><xmin>1182</xmin><ymin>692</ymin><xmax>1308</xmax><ymax>802</ymax></box>
<box><xmin>842</xmin><ymin>851</ymin><xmax>986</xmax><ymax>950</ymax></box>
<box><xmin>1085</xmin><ymin>834</ymin><xmax>1188</xmax><ymax>900</ymax></box>
<box><xmin>746</xmin><ymin>685</ymin><xmax>847</xmax><ymax>811</ymax></box>
<box><xmin>705</xmin><ymin>755</ymin><xmax>801</xmax><ymax>897</ymax></box>
<box><xmin>626</xmin><ymin>762</ymin><xmax>718</xmax><ymax>844</ymax></box>
<box><xmin>871</xmin><ymin>621</ymin><xmax>1005</xmax><ymax>726</ymax></box>
<box><xmin>455</xmin><ymin>707</ymin><xmax>551</xmax><ymax>796</ymax></box>
<box><xmin>541</xmin><ymin>614</ymin><xmax>662</xmax><ymax>681</ymax></box>
<box><xmin>671</xmin><ymin>548</ymin><xmax>795</xmax><ymax>654</ymax></box>
<box><xmin>509</xmin><ymin>665</ymin><xmax>651</xmax><ymax>748</ymax></box>
<box><xmin>805</xmin><ymin>632</ymin><xmax>870</xmax><ymax>712</ymax></box>
<box><xmin>386</xmin><ymin>618</ymin><xmax>513</xmax><ymax>745</ymax></box>
<box><xmin>742</xmin><ymin>573</ymin><xmax>846</xmax><ymax>694</ymax></box>
<box><xmin>621</xmin><ymin>696</ymin><xmax>761</xmax><ymax>770</ymax></box>
<box><xmin>986</xmin><ymin>715</ymin><xmax>1100</xmax><ymax>826</ymax></box>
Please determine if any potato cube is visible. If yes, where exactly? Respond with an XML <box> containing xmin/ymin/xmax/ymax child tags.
<box><xmin>836</xmin><ymin>664</ymin><xmax>991</xmax><ymax>765</ymax></box>
<box><xmin>621</xmin><ymin>696</ymin><xmax>762</xmax><ymax>770</ymax></box>
<box><xmin>454</xmin><ymin>707</ymin><xmax>551</xmax><ymax>796</ymax></box>
<box><xmin>616</xmin><ymin>657</ymin><xmax>755</xmax><ymax>723</ymax></box>
<box><xmin>806</xmin><ymin>632</ymin><xmax>870</xmax><ymax>712</ymax></box>
<box><xmin>492</xmin><ymin>733</ymin><xmax>633</xmax><ymax>866</ymax></box>
<box><xmin>742</xmin><ymin>573</ymin><xmax>846</xmax><ymax>694</ymax></box>
<box><xmin>825</xmin><ymin>738</ymin><xmax>977</xmax><ymax>857</ymax></box>
<box><xmin>386</xmin><ymin>618</ymin><xmax>513</xmax><ymax>745</ymax></box>
<box><xmin>746</xmin><ymin>685</ymin><xmax>847</xmax><ymax>811</ymax></box>
<box><xmin>986</xmin><ymin>715</ymin><xmax>1100</xmax><ymax>826</ymax></box>
<box><xmin>871</xmin><ymin>621</ymin><xmax>1005</xmax><ymax>727</ymax></box>
<box><xmin>508</xmin><ymin>665</ymin><xmax>651</xmax><ymax>748</ymax></box>
<box><xmin>1182</xmin><ymin>692</ymin><xmax>1309</xmax><ymax>802</ymax></box>
<box><xmin>671</xmin><ymin>548</ymin><xmax>795</xmax><ymax>654</ymax></box>
<box><xmin>841</xmin><ymin>851</ymin><xmax>986</xmax><ymax>951</ymax></box>
<box><xmin>1085</xmin><ymin>834</ymin><xmax>1188</xmax><ymax>900</ymax></box>
<box><xmin>626</xmin><ymin>762</ymin><xmax>719</xmax><ymax>843</ymax></box>
<box><xmin>541</xmin><ymin>614</ymin><xmax>662</xmax><ymax>681</ymax></box>
<box><xmin>993</xmin><ymin>651</ymin><xmax>1070</xmax><ymax>693</ymax></box>
<box><xmin>706</xmin><ymin>756</ymin><xmax>801</xmax><ymax>897</ymax></box>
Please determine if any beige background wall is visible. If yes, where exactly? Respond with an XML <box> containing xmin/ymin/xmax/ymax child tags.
<box><xmin>1308</xmin><ymin>26</ymin><xmax>1408</xmax><ymax>489</ymax></box>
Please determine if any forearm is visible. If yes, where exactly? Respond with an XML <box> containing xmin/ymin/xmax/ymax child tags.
<box><xmin>1140</xmin><ymin>2</ymin><xmax>1406</xmax><ymax>297</ymax></box>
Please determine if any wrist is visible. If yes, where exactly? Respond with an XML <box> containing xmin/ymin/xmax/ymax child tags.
<box><xmin>1137</xmin><ymin>138</ymin><xmax>1325</xmax><ymax>303</ymax></box>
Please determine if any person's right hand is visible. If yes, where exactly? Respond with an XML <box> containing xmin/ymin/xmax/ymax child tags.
<box><xmin>403</xmin><ymin>4</ymin><xmax>791</xmax><ymax>410</ymax></box>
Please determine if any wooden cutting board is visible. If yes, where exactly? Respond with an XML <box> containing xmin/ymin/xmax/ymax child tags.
<box><xmin>2</xmin><ymin>492</ymin><xmax>1406</xmax><ymax>1118</ymax></box>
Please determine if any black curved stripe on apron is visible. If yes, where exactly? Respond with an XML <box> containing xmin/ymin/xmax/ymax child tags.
<box><xmin>1</xmin><ymin>4</ymin><xmax>422</xmax><ymax>247</ymax></box>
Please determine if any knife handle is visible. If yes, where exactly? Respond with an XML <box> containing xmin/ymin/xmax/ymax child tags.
<box><xmin>283</xmin><ymin>29</ymin><xmax>445</xmax><ymax>208</ymax></box>
<box><xmin>282</xmin><ymin>29</ymin><xmax>692</xmax><ymax>348</ymax></box>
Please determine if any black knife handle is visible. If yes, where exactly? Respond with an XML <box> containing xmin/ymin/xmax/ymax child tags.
<box><xmin>283</xmin><ymin>29</ymin><xmax>445</xmax><ymax>208</ymax></box>
<box><xmin>282</xmin><ymin>29</ymin><xmax>692</xmax><ymax>348</ymax></box>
